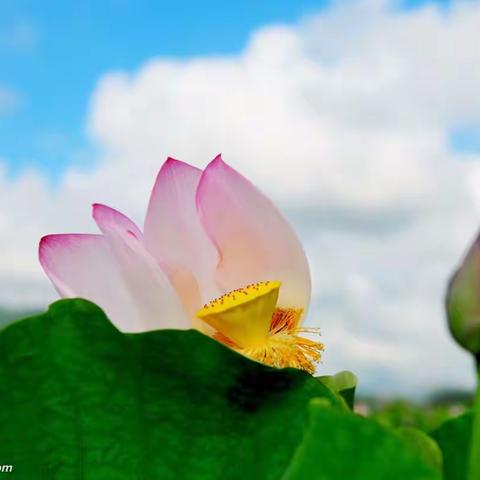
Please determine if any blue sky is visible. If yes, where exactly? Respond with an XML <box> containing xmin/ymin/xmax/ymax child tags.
<box><xmin>0</xmin><ymin>0</ymin><xmax>456</xmax><ymax>180</ymax></box>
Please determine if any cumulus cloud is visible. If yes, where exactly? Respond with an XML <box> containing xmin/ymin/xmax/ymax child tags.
<box><xmin>3</xmin><ymin>0</ymin><xmax>480</xmax><ymax>394</ymax></box>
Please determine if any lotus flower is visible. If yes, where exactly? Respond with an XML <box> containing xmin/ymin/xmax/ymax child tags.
<box><xmin>39</xmin><ymin>155</ymin><xmax>323</xmax><ymax>373</ymax></box>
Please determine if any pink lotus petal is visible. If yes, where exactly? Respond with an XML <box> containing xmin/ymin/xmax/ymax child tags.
<box><xmin>144</xmin><ymin>158</ymin><xmax>219</xmax><ymax>324</ymax></box>
<box><xmin>92</xmin><ymin>203</ymin><xmax>190</xmax><ymax>330</ymax></box>
<box><xmin>92</xmin><ymin>203</ymin><xmax>143</xmax><ymax>241</ymax></box>
<box><xmin>196</xmin><ymin>155</ymin><xmax>311</xmax><ymax>313</ymax></box>
<box><xmin>39</xmin><ymin>233</ymin><xmax>189</xmax><ymax>332</ymax></box>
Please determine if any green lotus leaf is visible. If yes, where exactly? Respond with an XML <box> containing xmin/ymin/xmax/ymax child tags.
<box><xmin>0</xmin><ymin>298</ymin><xmax>341</xmax><ymax>479</ymax></box>
<box><xmin>316</xmin><ymin>370</ymin><xmax>358</xmax><ymax>410</ymax></box>
<box><xmin>282</xmin><ymin>399</ymin><xmax>442</xmax><ymax>480</ymax></box>
<box><xmin>396</xmin><ymin>427</ymin><xmax>443</xmax><ymax>472</ymax></box>
<box><xmin>431</xmin><ymin>410</ymin><xmax>473</xmax><ymax>480</ymax></box>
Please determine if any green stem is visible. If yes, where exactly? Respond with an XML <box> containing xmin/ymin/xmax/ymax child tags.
<box><xmin>468</xmin><ymin>357</ymin><xmax>480</xmax><ymax>480</ymax></box>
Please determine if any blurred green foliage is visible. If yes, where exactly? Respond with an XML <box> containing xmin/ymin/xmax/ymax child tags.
<box><xmin>359</xmin><ymin>391</ymin><xmax>473</xmax><ymax>433</ymax></box>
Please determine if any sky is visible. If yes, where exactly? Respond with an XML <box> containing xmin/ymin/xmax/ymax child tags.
<box><xmin>0</xmin><ymin>0</ymin><xmax>453</xmax><ymax>178</ymax></box>
<box><xmin>1</xmin><ymin>0</ymin><xmax>479</xmax><ymax>396</ymax></box>
<box><xmin>2</xmin><ymin>0</ymin><xmax>333</xmax><ymax>177</ymax></box>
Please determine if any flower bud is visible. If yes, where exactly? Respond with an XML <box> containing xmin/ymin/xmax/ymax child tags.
<box><xmin>446</xmin><ymin>235</ymin><xmax>480</xmax><ymax>355</ymax></box>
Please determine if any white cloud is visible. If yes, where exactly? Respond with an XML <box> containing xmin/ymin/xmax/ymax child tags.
<box><xmin>3</xmin><ymin>0</ymin><xmax>480</xmax><ymax>395</ymax></box>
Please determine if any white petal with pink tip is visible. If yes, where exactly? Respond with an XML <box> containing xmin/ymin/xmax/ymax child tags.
<box><xmin>196</xmin><ymin>155</ymin><xmax>311</xmax><ymax>312</ymax></box>
<box><xmin>144</xmin><ymin>158</ymin><xmax>219</xmax><ymax>323</ymax></box>
<box><xmin>93</xmin><ymin>202</ymin><xmax>143</xmax><ymax>240</ymax></box>
<box><xmin>39</xmin><ymin>231</ymin><xmax>189</xmax><ymax>332</ymax></box>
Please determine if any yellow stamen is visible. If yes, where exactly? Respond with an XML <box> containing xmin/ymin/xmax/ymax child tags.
<box><xmin>196</xmin><ymin>281</ymin><xmax>324</xmax><ymax>374</ymax></box>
